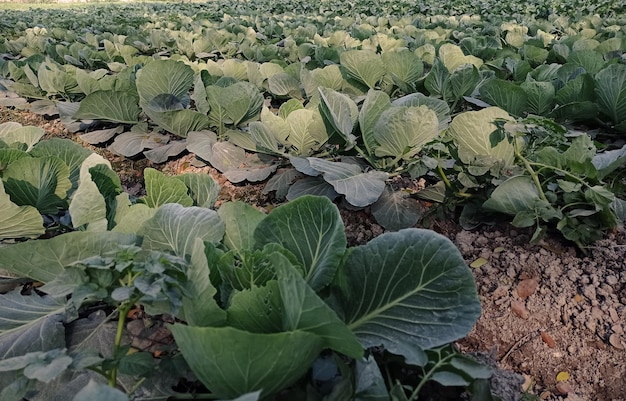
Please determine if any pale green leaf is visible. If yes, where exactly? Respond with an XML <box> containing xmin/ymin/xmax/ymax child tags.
<box><xmin>218</xmin><ymin>201</ymin><xmax>266</xmax><ymax>251</ymax></box>
<box><xmin>108</xmin><ymin>131</ymin><xmax>170</xmax><ymax>158</ymax></box>
<box><xmin>439</xmin><ymin>43</ymin><xmax>483</xmax><ymax>71</ymax></box>
<box><xmin>373</xmin><ymin>105</ymin><xmax>439</xmax><ymax>159</ymax></box>
<box><xmin>0</xmin><ymin>180</ymin><xmax>44</xmax><ymax>240</ymax></box>
<box><xmin>73</xmin><ymin>380</ymin><xmax>129</xmax><ymax>401</ymax></box>
<box><xmin>447</xmin><ymin>107</ymin><xmax>515</xmax><ymax>165</ymax></box>
<box><xmin>340</xmin><ymin>50</ymin><xmax>386</xmax><ymax>89</ymax></box>
<box><xmin>268</xmin><ymin>73</ymin><xmax>301</xmax><ymax>97</ymax></box>
<box><xmin>2</xmin><ymin>156</ymin><xmax>71</xmax><ymax>214</ymax></box>
<box><xmin>68</xmin><ymin>153</ymin><xmax>111</xmax><ymax>228</ymax></box>
<box><xmin>140</xmin><ymin>203</ymin><xmax>224</xmax><ymax>257</ymax></box>
<box><xmin>307</xmin><ymin>158</ymin><xmax>388</xmax><ymax>207</ymax></box>
<box><xmin>359</xmin><ymin>90</ymin><xmax>391</xmax><ymax>156</ymax></box>
<box><xmin>318</xmin><ymin>87</ymin><xmax>358</xmax><ymax>146</ymax></box>
<box><xmin>595</xmin><ymin>64</ymin><xmax>626</xmax><ymax>125</ymax></box>
<box><xmin>285</xmin><ymin>108</ymin><xmax>328</xmax><ymax>155</ymax></box>
<box><xmin>392</xmin><ymin>92</ymin><xmax>451</xmax><ymax>132</ymax></box>
<box><xmin>0</xmin><ymin>231</ymin><xmax>138</xmax><ymax>283</ymax></box>
<box><xmin>0</xmin><ymin>125</ymin><xmax>44</xmax><ymax>151</ymax></box>
<box><xmin>140</xmin><ymin>168</ymin><xmax>193</xmax><ymax>208</ymax></box>
<box><xmin>175</xmin><ymin>172</ymin><xmax>220</xmax><ymax>209</ymax></box>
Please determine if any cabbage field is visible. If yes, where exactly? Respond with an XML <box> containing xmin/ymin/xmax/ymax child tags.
<box><xmin>0</xmin><ymin>0</ymin><xmax>625</xmax><ymax>399</ymax></box>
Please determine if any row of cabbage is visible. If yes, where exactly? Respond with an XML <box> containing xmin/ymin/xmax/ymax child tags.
<box><xmin>0</xmin><ymin>2</ymin><xmax>625</xmax><ymax>244</ymax></box>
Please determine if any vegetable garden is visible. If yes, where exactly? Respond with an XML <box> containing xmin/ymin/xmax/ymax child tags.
<box><xmin>0</xmin><ymin>0</ymin><xmax>624</xmax><ymax>399</ymax></box>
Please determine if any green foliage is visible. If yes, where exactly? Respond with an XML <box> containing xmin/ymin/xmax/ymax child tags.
<box><xmin>0</xmin><ymin>187</ymin><xmax>484</xmax><ymax>400</ymax></box>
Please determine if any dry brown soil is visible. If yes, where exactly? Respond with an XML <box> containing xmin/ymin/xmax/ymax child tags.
<box><xmin>2</xmin><ymin>107</ymin><xmax>625</xmax><ymax>401</ymax></box>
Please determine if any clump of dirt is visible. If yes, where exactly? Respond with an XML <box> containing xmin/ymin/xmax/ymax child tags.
<box><xmin>455</xmin><ymin>227</ymin><xmax>626</xmax><ymax>401</ymax></box>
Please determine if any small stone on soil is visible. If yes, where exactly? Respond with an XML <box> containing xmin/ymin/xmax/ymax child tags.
<box><xmin>556</xmin><ymin>381</ymin><xmax>573</xmax><ymax>395</ymax></box>
<box><xmin>540</xmin><ymin>331</ymin><xmax>556</xmax><ymax>348</ymax></box>
<box><xmin>516</xmin><ymin>278</ymin><xmax>539</xmax><ymax>299</ymax></box>
<box><xmin>511</xmin><ymin>300</ymin><xmax>530</xmax><ymax>319</ymax></box>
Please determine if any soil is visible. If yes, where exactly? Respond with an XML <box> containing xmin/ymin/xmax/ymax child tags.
<box><xmin>2</xmin><ymin>106</ymin><xmax>625</xmax><ymax>401</ymax></box>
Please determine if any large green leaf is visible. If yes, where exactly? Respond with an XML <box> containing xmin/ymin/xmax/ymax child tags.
<box><xmin>2</xmin><ymin>156</ymin><xmax>71</xmax><ymax>214</ymax></box>
<box><xmin>143</xmin><ymin>108</ymin><xmax>209</xmax><ymax>138</ymax></box>
<box><xmin>359</xmin><ymin>90</ymin><xmax>391</xmax><ymax>156</ymax></box>
<box><xmin>73</xmin><ymin>90</ymin><xmax>140</xmax><ymax>124</ymax></box>
<box><xmin>285</xmin><ymin>109</ymin><xmax>328</xmax><ymax>155</ymax></box>
<box><xmin>218</xmin><ymin>201</ymin><xmax>266</xmax><ymax>252</ymax></box>
<box><xmin>301</xmin><ymin>65</ymin><xmax>344</xmax><ymax>98</ymax></box>
<box><xmin>175</xmin><ymin>173</ymin><xmax>220</xmax><ymax>209</ymax></box>
<box><xmin>373</xmin><ymin>105</ymin><xmax>439</xmax><ymax>159</ymax></box>
<box><xmin>0</xmin><ymin>180</ymin><xmax>44</xmax><ymax>240</ymax></box>
<box><xmin>448</xmin><ymin>64</ymin><xmax>480</xmax><ymax>102</ymax></box>
<box><xmin>479</xmin><ymin>79</ymin><xmax>528</xmax><ymax>117</ymax></box>
<box><xmin>0</xmin><ymin>124</ymin><xmax>44</xmax><ymax>151</ymax></box>
<box><xmin>181</xmin><ymin>238</ymin><xmax>226</xmax><ymax>327</ymax></box>
<box><xmin>307</xmin><ymin>158</ymin><xmax>388</xmax><ymax>207</ymax></box>
<box><xmin>595</xmin><ymin>64</ymin><xmax>626</xmax><ymax>125</ymax></box>
<box><xmin>273</xmin><ymin>253</ymin><xmax>363</xmax><ymax>359</ymax></box>
<box><xmin>447</xmin><ymin>107</ymin><xmax>515</xmax><ymax>165</ymax></box>
<box><xmin>371</xmin><ymin>187</ymin><xmax>423</xmax><ymax>231</ymax></box>
<box><xmin>140</xmin><ymin>203</ymin><xmax>225</xmax><ymax>258</ymax></box>
<box><xmin>108</xmin><ymin>131</ymin><xmax>171</xmax><ymax>158</ymax></box>
<box><xmin>0</xmin><ymin>231</ymin><xmax>138</xmax><ymax>283</ymax></box>
<box><xmin>482</xmin><ymin>176</ymin><xmax>543</xmax><ymax>215</ymax></box>
<box><xmin>254</xmin><ymin>196</ymin><xmax>346</xmax><ymax>291</ymax></box>
<box><xmin>30</xmin><ymin>138</ymin><xmax>92</xmax><ymax>194</ymax></box>
<box><xmin>424</xmin><ymin>58</ymin><xmax>452</xmax><ymax>100</ymax></box>
<box><xmin>340</xmin><ymin>50</ymin><xmax>386</xmax><ymax>89</ymax></box>
<box><xmin>249</xmin><ymin>122</ymin><xmax>282</xmax><ymax>155</ymax></box>
<box><xmin>140</xmin><ymin>168</ymin><xmax>193</xmax><ymax>208</ymax></box>
<box><xmin>340</xmin><ymin>229</ymin><xmax>481</xmax><ymax>353</ymax></box>
<box><xmin>89</xmin><ymin>164</ymin><xmax>124</xmax><ymax>231</ymax></box>
<box><xmin>567</xmin><ymin>50</ymin><xmax>605</xmax><ymax>75</ymax></box>
<box><xmin>0</xmin><ymin>291</ymin><xmax>65</xmax><ymax>350</ymax></box>
<box><xmin>68</xmin><ymin>153</ymin><xmax>111</xmax><ymax>228</ymax></box>
<box><xmin>206</xmin><ymin>82</ymin><xmax>264</xmax><ymax>126</ymax></box>
<box><xmin>136</xmin><ymin>59</ymin><xmax>194</xmax><ymax>104</ymax></box>
<box><xmin>0</xmin><ymin>149</ymin><xmax>30</xmax><ymax>172</ymax></box>
<box><xmin>268</xmin><ymin>73</ymin><xmax>301</xmax><ymax>97</ymax></box>
<box><xmin>556</xmin><ymin>73</ymin><xmax>595</xmax><ymax>105</ymax></box>
<box><xmin>0</xmin><ymin>291</ymin><xmax>67</xmax><ymax>391</ymax></box>
<box><xmin>593</xmin><ymin>144</ymin><xmax>626</xmax><ymax>180</ymax></box>
<box><xmin>318</xmin><ymin>87</ymin><xmax>358</xmax><ymax>147</ymax></box>
<box><xmin>521</xmin><ymin>80</ymin><xmax>555</xmax><ymax>116</ymax></box>
<box><xmin>170</xmin><ymin>325</ymin><xmax>324</xmax><ymax>399</ymax></box>
<box><xmin>227</xmin><ymin>280</ymin><xmax>284</xmax><ymax>333</ymax></box>
<box><xmin>382</xmin><ymin>50</ymin><xmax>423</xmax><ymax>93</ymax></box>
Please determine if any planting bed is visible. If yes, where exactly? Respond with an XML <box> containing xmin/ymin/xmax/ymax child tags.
<box><xmin>0</xmin><ymin>0</ymin><xmax>625</xmax><ymax>399</ymax></box>
<box><xmin>2</xmin><ymin>107</ymin><xmax>625</xmax><ymax>400</ymax></box>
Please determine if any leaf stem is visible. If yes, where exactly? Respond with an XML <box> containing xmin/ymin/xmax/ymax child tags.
<box><xmin>514</xmin><ymin>142</ymin><xmax>549</xmax><ymax>203</ymax></box>
<box><xmin>525</xmin><ymin>160</ymin><xmax>593</xmax><ymax>190</ymax></box>
<box><xmin>437</xmin><ymin>164</ymin><xmax>452</xmax><ymax>189</ymax></box>
<box><xmin>108</xmin><ymin>301</ymin><xmax>133</xmax><ymax>387</ymax></box>
<box><xmin>408</xmin><ymin>352</ymin><xmax>456</xmax><ymax>401</ymax></box>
